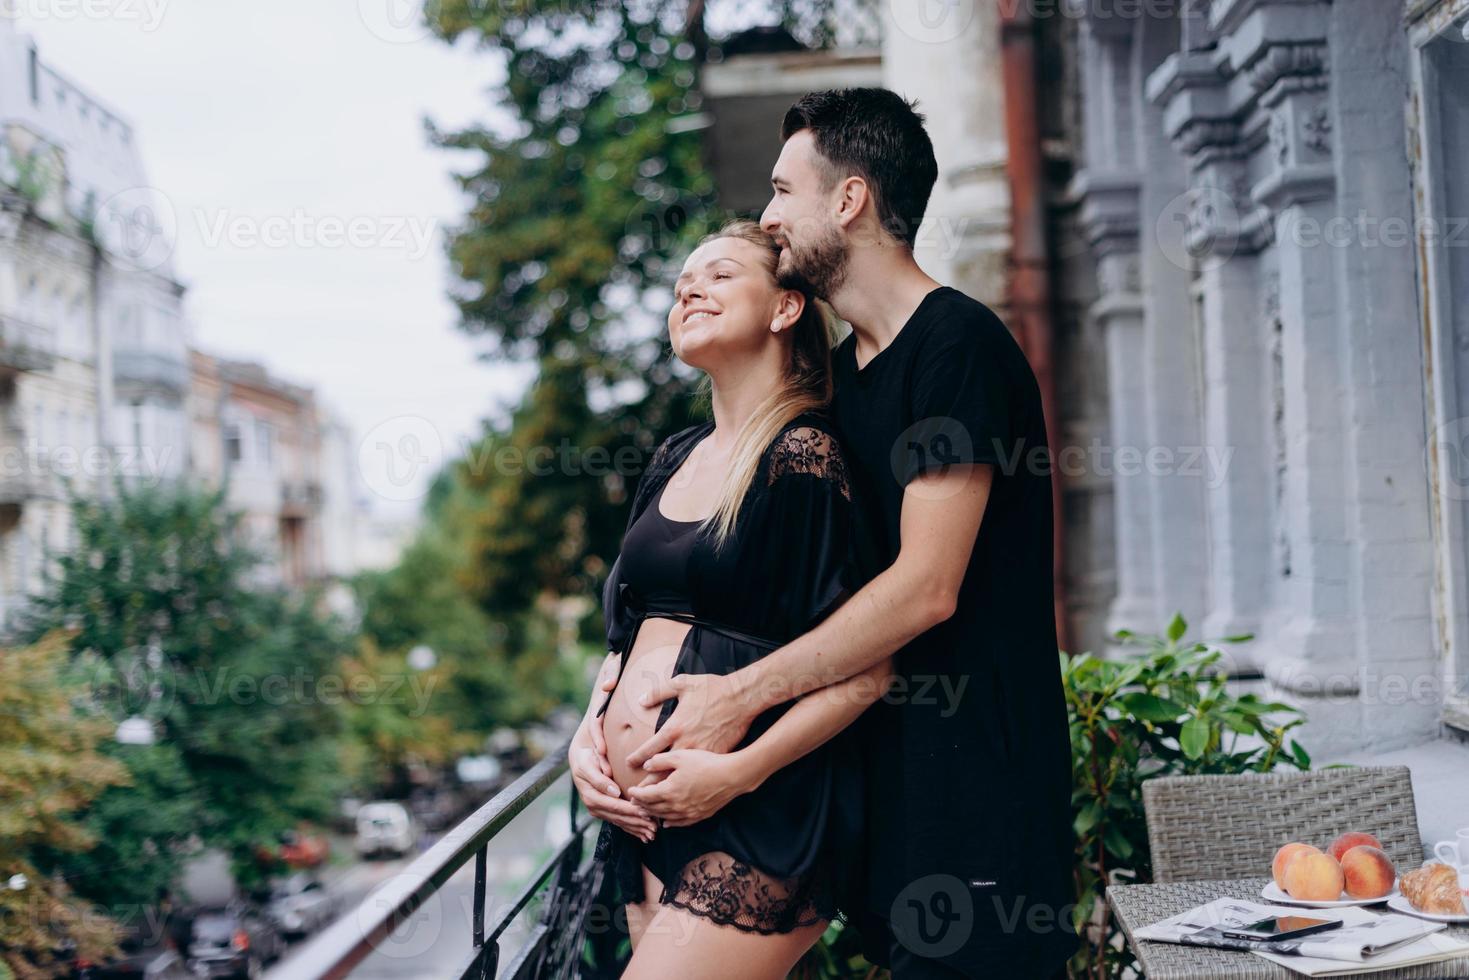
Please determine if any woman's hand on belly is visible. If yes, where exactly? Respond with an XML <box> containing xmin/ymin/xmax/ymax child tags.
<box><xmin>570</xmin><ymin>652</ymin><xmax>659</xmax><ymax>842</ymax></box>
<box><xmin>570</xmin><ymin>721</ymin><xmax>658</xmax><ymax>842</ymax></box>
<box><xmin>626</xmin><ymin>748</ymin><xmax>761</xmax><ymax>828</ymax></box>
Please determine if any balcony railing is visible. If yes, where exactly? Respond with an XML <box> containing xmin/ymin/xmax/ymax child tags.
<box><xmin>281</xmin><ymin>479</ymin><xmax>323</xmax><ymax>517</ymax></box>
<box><xmin>0</xmin><ymin>313</ymin><xmax>57</xmax><ymax>373</ymax></box>
<box><xmin>287</xmin><ymin>739</ymin><xmax>601</xmax><ymax>980</ymax></box>
<box><xmin>113</xmin><ymin>348</ymin><xmax>189</xmax><ymax>395</ymax></box>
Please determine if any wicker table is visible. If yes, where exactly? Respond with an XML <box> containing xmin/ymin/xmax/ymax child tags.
<box><xmin>1106</xmin><ymin>877</ymin><xmax>1469</xmax><ymax>979</ymax></box>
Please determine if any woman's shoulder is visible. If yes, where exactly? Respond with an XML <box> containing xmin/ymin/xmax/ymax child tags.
<box><xmin>761</xmin><ymin>410</ymin><xmax>852</xmax><ymax>499</ymax></box>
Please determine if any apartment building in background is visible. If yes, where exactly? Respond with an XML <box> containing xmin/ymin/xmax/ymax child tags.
<box><xmin>187</xmin><ymin>352</ymin><xmax>363</xmax><ymax>590</ymax></box>
<box><xmin>0</xmin><ymin>14</ymin><xmax>366</xmax><ymax>631</ymax></box>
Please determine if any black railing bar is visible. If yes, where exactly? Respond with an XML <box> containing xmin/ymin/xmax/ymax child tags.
<box><xmin>450</xmin><ymin>935</ymin><xmax>499</xmax><ymax>980</ymax></box>
<box><xmin>483</xmin><ymin>811</ymin><xmax>597</xmax><ymax>945</ymax></box>
<box><xmin>500</xmin><ymin>920</ymin><xmax>550</xmax><ymax>980</ymax></box>
<box><xmin>472</xmin><ymin>846</ymin><xmax>487</xmax><ymax>946</ymax></box>
<box><xmin>286</xmin><ymin>740</ymin><xmax>572</xmax><ymax>980</ymax></box>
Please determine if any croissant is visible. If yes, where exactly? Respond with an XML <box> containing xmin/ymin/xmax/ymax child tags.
<box><xmin>1400</xmin><ymin>863</ymin><xmax>1466</xmax><ymax>915</ymax></box>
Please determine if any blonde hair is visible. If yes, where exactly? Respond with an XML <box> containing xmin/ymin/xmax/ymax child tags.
<box><xmin>685</xmin><ymin>220</ymin><xmax>841</xmax><ymax>548</ymax></box>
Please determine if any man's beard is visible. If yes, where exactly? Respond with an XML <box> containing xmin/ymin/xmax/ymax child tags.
<box><xmin>776</xmin><ymin>225</ymin><xmax>849</xmax><ymax>298</ymax></box>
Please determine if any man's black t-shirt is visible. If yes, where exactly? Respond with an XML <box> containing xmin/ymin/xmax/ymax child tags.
<box><xmin>830</xmin><ymin>286</ymin><xmax>1078</xmax><ymax>971</ymax></box>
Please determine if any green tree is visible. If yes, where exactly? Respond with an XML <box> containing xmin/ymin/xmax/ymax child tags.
<box><xmin>352</xmin><ymin>477</ymin><xmax>586</xmax><ymax>746</ymax></box>
<box><xmin>422</xmin><ymin>0</ymin><xmax>845</xmax><ymax>634</ymax></box>
<box><xmin>20</xmin><ymin>481</ymin><xmax>352</xmax><ymax>893</ymax></box>
<box><xmin>425</xmin><ymin>0</ymin><xmax>714</xmax><ymax>621</ymax></box>
<box><xmin>0</xmin><ymin>633</ymin><xmax>127</xmax><ymax>978</ymax></box>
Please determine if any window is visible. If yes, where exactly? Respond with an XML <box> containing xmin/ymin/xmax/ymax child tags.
<box><xmin>224</xmin><ymin>422</ymin><xmax>242</xmax><ymax>464</ymax></box>
<box><xmin>255</xmin><ymin>419</ymin><xmax>275</xmax><ymax>468</ymax></box>
<box><xmin>1412</xmin><ymin>1</ymin><xmax>1469</xmax><ymax>731</ymax></box>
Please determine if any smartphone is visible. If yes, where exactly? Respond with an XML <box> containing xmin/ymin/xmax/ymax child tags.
<box><xmin>1220</xmin><ymin>914</ymin><xmax>1344</xmax><ymax>943</ymax></box>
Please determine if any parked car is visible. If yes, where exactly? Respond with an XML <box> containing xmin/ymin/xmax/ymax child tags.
<box><xmin>354</xmin><ymin>801</ymin><xmax>416</xmax><ymax>858</ymax></box>
<box><xmin>407</xmin><ymin>786</ymin><xmax>463</xmax><ymax>833</ymax></box>
<box><xmin>253</xmin><ymin>828</ymin><xmax>329</xmax><ymax>871</ymax></box>
<box><xmin>263</xmin><ymin>872</ymin><xmax>338</xmax><ymax>939</ymax></box>
<box><xmin>74</xmin><ymin>949</ymin><xmax>194</xmax><ymax>980</ymax></box>
<box><xmin>72</xmin><ymin>904</ymin><xmax>191</xmax><ymax>980</ymax></box>
<box><xmin>334</xmin><ymin>796</ymin><xmax>363</xmax><ymax>834</ymax></box>
<box><xmin>184</xmin><ymin>904</ymin><xmax>282</xmax><ymax>979</ymax></box>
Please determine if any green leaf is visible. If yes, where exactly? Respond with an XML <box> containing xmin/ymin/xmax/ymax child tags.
<box><xmin>1166</xmin><ymin>612</ymin><xmax>1187</xmax><ymax>643</ymax></box>
<box><xmin>1103</xmin><ymin>821</ymin><xmax>1135</xmax><ymax>859</ymax></box>
<box><xmin>1289</xmin><ymin>740</ymin><xmax>1312</xmax><ymax>769</ymax></box>
<box><xmin>1074</xmin><ymin>802</ymin><xmax>1103</xmax><ymax>836</ymax></box>
<box><xmin>1220</xmin><ymin>711</ymin><xmax>1258</xmax><ymax>734</ymax></box>
<box><xmin>1180</xmin><ymin>717</ymin><xmax>1210</xmax><ymax>759</ymax></box>
<box><xmin>1118</xmin><ymin>692</ymin><xmax>1186</xmax><ymax>722</ymax></box>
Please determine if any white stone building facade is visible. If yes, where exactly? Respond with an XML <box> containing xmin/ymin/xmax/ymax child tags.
<box><xmin>1068</xmin><ymin>0</ymin><xmax>1469</xmax><ymax>757</ymax></box>
<box><xmin>0</xmin><ymin>14</ymin><xmax>190</xmax><ymax>629</ymax></box>
<box><xmin>0</xmin><ymin>16</ymin><xmax>364</xmax><ymax>631</ymax></box>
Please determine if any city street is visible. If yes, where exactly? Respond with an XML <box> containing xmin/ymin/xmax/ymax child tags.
<box><xmin>267</xmin><ymin>779</ymin><xmax>578</xmax><ymax>979</ymax></box>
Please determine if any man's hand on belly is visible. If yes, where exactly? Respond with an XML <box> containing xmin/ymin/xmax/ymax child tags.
<box><xmin>625</xmin><ymin>672</ymin><xmax>753</xmax><ymax>767</ymax></box>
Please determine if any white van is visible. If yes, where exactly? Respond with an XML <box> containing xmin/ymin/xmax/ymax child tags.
<box><xmin>354</xmin><ymin>801</ymin><xmax>416</xmax><ymax>858</ymax></box>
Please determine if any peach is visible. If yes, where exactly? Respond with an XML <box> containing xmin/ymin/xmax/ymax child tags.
<box><xmin>1283</xmin><ymin>851</ymin><xmax>1346</xmax><ymax>902</ymax></box>
<box><xmin>1273</xmin><ymin>843</ymin><xmax>1323</xmax><ymax>888</ymax></box>
<box><xmin>1328</xmin><ymin>831</ymin><xmax>1383</xmax><ymax>862</ymax></box>
<box><xmin>1341</xmin><ymin>845</ymin><xmax>1396</xmax><ymax>899</ymax></box>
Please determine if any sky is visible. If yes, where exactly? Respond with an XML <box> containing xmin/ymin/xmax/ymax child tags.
<box><xmin>11</xmin><ymin>0</ymin><xmax>535</xmax><ymax>517</ymax></box>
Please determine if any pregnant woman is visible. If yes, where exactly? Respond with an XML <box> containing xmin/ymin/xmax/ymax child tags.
<box><xmin>568</xmin><ymin>221</ymin><xmax>890</xmax><ymax>978</ymax></box>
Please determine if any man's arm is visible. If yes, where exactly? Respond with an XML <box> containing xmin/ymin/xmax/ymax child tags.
<box><xmin>626</xmin><ymin>462</ymin><xmax>993</xmax><ymax>766</ymax></box>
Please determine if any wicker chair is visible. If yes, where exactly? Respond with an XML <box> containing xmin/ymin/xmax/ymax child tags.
<box><xmin>1141</xmin><ymin>766</ymin><xmax>1424</xmax><ymax>883</ymax></box>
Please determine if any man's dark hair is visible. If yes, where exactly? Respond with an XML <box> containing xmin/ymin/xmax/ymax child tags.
<box><xmin>780</xmin><ymin>88</ymin><xmax>938</xmax><ymax>250</ymax></box>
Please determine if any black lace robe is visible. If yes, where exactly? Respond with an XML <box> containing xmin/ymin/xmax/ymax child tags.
<box><xmin>594</xmin><ymin>411</ymin><xmax>874</xmax><ymax>934</ymax></box>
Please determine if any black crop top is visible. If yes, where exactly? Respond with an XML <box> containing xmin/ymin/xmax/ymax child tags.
<box><xmin>615</xmin><ymin>479</ymin><xmax>700</xmax><ymax>615</ymax></box>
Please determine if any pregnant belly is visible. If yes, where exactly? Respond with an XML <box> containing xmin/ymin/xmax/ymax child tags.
<box><xmin>603</xmin><ymin>617</ymin><xmax>690</xmax><ymax>794</ymax></box>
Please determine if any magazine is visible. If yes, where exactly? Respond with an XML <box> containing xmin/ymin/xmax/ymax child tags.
<box><xmin>1253</xmin><ymin>932</ymin><xmax>1469</xmax><ymax>977</ymax></box>
<box><xmin>1133</xmin><ymin>898</ymin><xmax>1447</xmax><ymax>962</ymax></box>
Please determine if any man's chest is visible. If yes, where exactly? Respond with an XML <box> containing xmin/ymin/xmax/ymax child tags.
<box><xmin>831</xmin><ymin>380</ymin><xmax>909</xmax><ymax>525</ymax></box>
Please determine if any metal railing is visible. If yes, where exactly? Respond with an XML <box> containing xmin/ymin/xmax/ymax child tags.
<box><xmin>112</xmin><ymin>348</ymin><xmax>190</xmax><ymax>395</ymax></box>
<box><xmin>0</xmin><ymin>312</ymin><xmax>58</xmax><ymax>373</ymax></box>
<box><xmin>287</xmin><ymin>739</ymin><xmax>602</xmax><ymax>980</ymax></box>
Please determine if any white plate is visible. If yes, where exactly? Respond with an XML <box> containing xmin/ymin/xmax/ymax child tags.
<box><xmin>1260</xmin><ymin>879</ymin><xmax>1399</xmax><ymax>907</ymax></box>
<box><xmin>1386</xmin><ymin>893</ymin><xmax>1469</xmax><ymax>923</ymax></box>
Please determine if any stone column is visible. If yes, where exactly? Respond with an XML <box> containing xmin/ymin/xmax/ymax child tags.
<box><xmin>1074</xmin><ymin>16</ymin><xmax>1160</xmax><ymax>641</ymax></box>
<box><xmin>880</xmin><ymin>1</ymin><xmax>1010</xmax><ymax>304</ymax></box>
<box><xmin>1138</xmin><ymin>58</ymin><xmax>1211</xmax><ymax>635</ymax></box>
<box><xmin>1156</xmin><ymin>66</ymin><xmax>1276</xmax><ymax>651</ymax></box>
<box><xmin>1331</xmin><ymin>0</ymin><xmax>1439</xmax><ymax>748</ymax></box>
<box><xmin>1248</xmin><ymin>43</ymin><xmax>1362</xmax><ymax>725</ymax></box>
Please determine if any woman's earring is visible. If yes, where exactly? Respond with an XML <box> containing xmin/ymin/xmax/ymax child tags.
<box><xmin>770</xmin><ymin>319</ymin><xmax>782</xmax><ymax>333</ymax></box>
